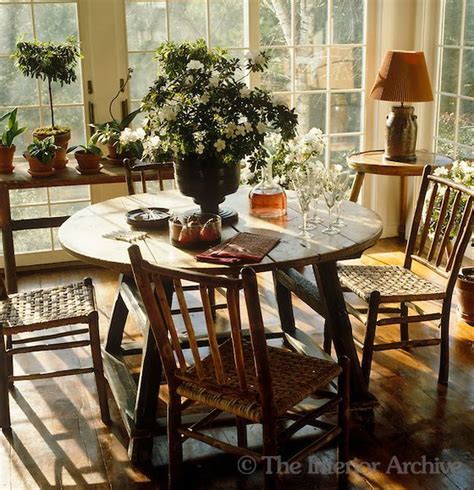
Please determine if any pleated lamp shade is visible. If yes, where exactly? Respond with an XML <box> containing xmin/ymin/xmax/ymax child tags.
<box><xmin>370</xmin><ymin>50</ymin><xmax>433</xmax><ymax>103</ymax></box>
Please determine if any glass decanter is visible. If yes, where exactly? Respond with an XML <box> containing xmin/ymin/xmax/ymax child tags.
<box><xmin>249</xmin><ymin>162</ymin><xmax>287</xmax><ymax>218</ymax></box>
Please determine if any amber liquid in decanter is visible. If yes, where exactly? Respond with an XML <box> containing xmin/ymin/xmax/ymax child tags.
<box><xmin>249</xmin><ymin>165</ymin><xmax>287</xmax><ymax>219</ymax></box>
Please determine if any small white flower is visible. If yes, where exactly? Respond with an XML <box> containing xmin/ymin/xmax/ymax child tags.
<box><xmin>244</xmin><ymin>121</ymin><xmax>253</xmax><ymax>133</ymax></box>
<box><xmin>135</xmin><ymin>127</ymin><xmax>146</xmax><ymax>140</ymax></box>
<box><xmin>196</xmin><ymin>143</ymin><xmax>205</xmax><ymax>154</ymax></box>
<box><xmin>198</xmin><ymin>93</ymin><xmax>210</xmax><ymax>104</ymax></box>
<box><xmin>236</xmin><ymin>125</ymin><xmax>247</xmax><ymax>136</ymax></box>
<box><xmin>159</xmin><ymin>106</ymin><xmax>177</xmax><ymax>122</ymax></box>
<box><xmin>240</xmin><ymin>87</ymin><xmax>251</xmax><ymax>98</ymax></box>
<box><xmin>245</xmin><ymin>50</ymin><xmax>266</xmax><ymax>66</ymax></box>
<box><xmin>186</xmin><ymin>59</ymin><xmax>204</xmax><ymax>70</ymax></box>
<box><xmin>256</xmin><ymin>122</ymin><xmax>267</xmax><ymax>134</ymax></box>
<box><xmin>214</xmin><ymin>139</ymin><xmax>226</xmax><ymax>152</ymax></box>
<box><xmin>208</xmin><ymin>71</ymin><xmax>220</xmax><ymax>87</ymax></box>
<box><xmin>225</xmin><ymin>122</ymin><xmax>237</xmax><ymax>138</ymax></box>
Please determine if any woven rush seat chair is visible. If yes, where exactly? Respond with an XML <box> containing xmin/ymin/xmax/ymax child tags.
<box><xmin>129</xmin><ymin>245</ymin><xmax>350</xmax><ymax>490</ymax></box>
<box><xmin>0</xmin><ymin>277</ymin><xmax>110</xmax><ymax>432</ymax></box>
<box><xmin>276</xmin><ymin>165</ymin><xmax>472</xmax><ymax>388</ymax></box>
<box><xmin>124</xmin><ymin>158</ymin><xmax>175</xmax><ymax>194</ymax></box>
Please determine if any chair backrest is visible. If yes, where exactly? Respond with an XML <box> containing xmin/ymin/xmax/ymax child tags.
<box><xmin>128</xmin><ymin>245</ymin><xmax>274</xmax><ymax>412</ymax></box>
<box><xmin>404</xmin><ymin>165</ymin><xmax>473</xmax><ymax>295</ymax></box>
<box><xmin>124</xmin><ymin>158</ymin><xmax>175</xmax><ymax>195</ymax></box>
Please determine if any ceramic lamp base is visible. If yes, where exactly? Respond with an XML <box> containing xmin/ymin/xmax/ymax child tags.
<box><xmin>384</xmin><ymin>105</ymin><xmax>418</xmax><ymax>162</ymax></box>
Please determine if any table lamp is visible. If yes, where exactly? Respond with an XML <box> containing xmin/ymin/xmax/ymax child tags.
<box><xmin>370</xmin><ymin>50</ymin><xmax>433</xmax><ymax>162</ymax></box>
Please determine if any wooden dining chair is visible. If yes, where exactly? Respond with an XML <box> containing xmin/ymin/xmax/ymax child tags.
<box><xmin>124</xmin><ymin>158</ymin><xmax>175</xmax><ymax>194</ymax></box>
<box><xmin>0</xmin><ymin>277</ymin><xmax>110</xmax><ymax>432</ymax></box>
<box><xmin>129</xmin><ymin>244</ymin><xmax>350</xmax><ymax>489</ymax></box>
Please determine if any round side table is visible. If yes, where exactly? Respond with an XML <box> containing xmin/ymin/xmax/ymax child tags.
<box><xmin>347</xmin><ymin>150</ymin><xmax>453</xmax><ymax>238</ymax></box>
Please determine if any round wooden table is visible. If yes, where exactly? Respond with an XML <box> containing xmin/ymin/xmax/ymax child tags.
<box><xmin>59</xmin><ymin>187</ymin><xmax>383</xmax><ymax>463</ymax></box>
<box><xmin>347</xmin><ymin>150</ymin><xmax>453</xmax><ymax>238</ymax></box>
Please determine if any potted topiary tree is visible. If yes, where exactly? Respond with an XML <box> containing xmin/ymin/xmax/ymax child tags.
<box><xmin>24</xmin><ymin>137</ymin><xmax>59</xmax><ymax>177</ymax></box>
<box><xmin>0</xmin><ymin>108</ymin><xmax>26</xmax><ymax>174</ymax></box>
<box><xmin>13</xmin><ymin>37</ymin><xmax>81</xmax><ymax>169</ymax></box>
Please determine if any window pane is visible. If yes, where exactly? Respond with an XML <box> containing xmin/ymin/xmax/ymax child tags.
<box><xmin>461</xmin><ymin>49</ymin><xmax>474</xmax><ymax>97</ymax></box>
<box><xmin>332</xmin><ymin>0</ymin><xmax>364</xmax><ymax>44</ymax></box>
<box><xmin>209</xmin><ymin>0</ymin><xmax>244</xmax><ymax>47</ymax></box>
<box><xmin>49</xmin><ymin>185</ymin><xmax>90</xmax><ymax>202</ymax></box>
<box><xmin>330</xmin><ymin>47</ymin><xmax>362</xmax><ymax>89</ymax></box>
<box><xmin>465</xmin><ymin>0</ymin><xmax>473</xmax><ymax>46</ymax></box>
<box><xmin>330</xmin><ymin>92</ymin><xmax>361</xmax><ymax>133</ymax></box>
<box><xmin>440</xmin><ymin>48</ymin><xmax>459</xmax><ymax>94</ymax></box>
<box><xmin>261</xmin><ymin>48</ymin><xmax>291</xmax><ymax>92</ymax></box>
<box><xmin>8</xmin><ymin>107</ymin><xmax>41</xmax><ymax>155</ymax></box>
<box><xmin>295</xmin><ymin>93</ymin><xmax>326</xmax><ymax>134</ymax></box>
<box><xmin>329</xmin><ymin>135</ymin><xmax>360</xmax><ymax>168</ymax></box>
<box><xmin>14</xmin><ymin>229</ymin><xmax>51</xmax><ymax>253</ymax></box>
<box><xmin>437</xmin><ymin>95</ymin><xmax>456</xmax><ymax>140</ymax></box>
<box><xmin>272</xmin><ymin>92</ymin><xmax>292</xmax><ymax>108</ymax></box>
<box><xmin>169</xmin><ymin>0</ymin><xmax>206</xmax><ymax>43</ymax></box>
<box><xmin>295</xmin><ymin>47</ymin><xmax>327</xmax><ymax>91</ymax></box>
<box><xmin>33</xmin><ymin>3</ymin><xmax>78</xmax><ymax>42</ymax></box>
<box><xmin>260</xmin><ymin>0</ymin><xmax>290</xmax><ymax>46</ymax></box>
<box><xmin>12</xmin><ymin>205</ymin><xmax>49</xmax><ymax>220</ymax></box>
<box><xmin>128</xmin><ymin>52</ymin><xmax>156</xmax><ymax>101</ymax></box>
<box><xmin>459</xmin><ymin>99</ymin><xmax>474</xmax><ymax>147</ymax></box>
<box><xmin>294</xmin><ymin>0</ymin><xmax>327</xmax><ymax>45</ymax></box>
<box><xmin>40</xmin><ymin>67</ymin><xmax>83</xmax><ymax>106</ymax></box>
<box><xmin>51</xmin><ymin>201</ymin><xmax>88</xmax><ymax>217</ymax></box>
<box><xmin>126</xmin><ymin>1</ymin><xmax>166</xmax><ymax>51</ymax></box>
<box><xmin>10</xmin><ymin>188</ymin><xmax>48</xmax><ymax>206</ymax></box>
<box><xmin>443</xmin><ymin>0</ymin><xmax>463</xmax><ymax>46</ymax></box>
<box><xmin>437</xmin><ymin>139</ymin><xmax>457</xmax><ymax>158</ymax></box>
<box><xmin>40</xmin><ymin>105</ymin><xmax>86</xmax><ymax>144</ymax></box>
<box><xmin>0</xmin><ymin>4</ymin><xmax>33</xmax><ymax>53</ymax></box>
<box><xmin>459</xmin><ymin>144</ymin><xmax>474</xmax><ymax>159</ymax></box>
<box><xmin>0</xmin><ymin>58</ymin><xmax>38</xmax><ymax>106</ymax></box>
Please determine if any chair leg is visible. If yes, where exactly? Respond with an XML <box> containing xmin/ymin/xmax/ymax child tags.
<box><xmin>168</xmin><ymin>392</ymin><xmax>183</xmax><ymax>490</ymax></box>
<box><xmin>361</xmin><ymin>292</ymin><xmax>381</xmax><ymax>386</ymax></box>
<box><xmin>338</xmin><ymin>356</ymin><xmax>350</xmax><ymax>489</ymax></box>
<box><xmin>323</xmin><ymin>319</ymin><xmax>332</xmax><ymax>354</ymax></box>
<box><xmin>400</xmin><ymin>302</ymin><xmax>409</xmax><ymax>346</ymax></box>
<box><xmin>262</xmin><ymin>419</ymin><xmax>280</xmax><ymax>490</ymax></box>
<box><xmin>236</xmin><ymin>416</ymin><xmax>248</xmax><ymax>448</ymax></box>
<box><xmin>438</xmin><ymin>309</ymin><xmax>450</xmax><ymax>385</ymax></box>
<box><xmin>0</xmin><ymin>334</ymin><xmax>11</xmax><ymax>432</ymax></box>
<box><xmin>5</xmin><ymin>335</ymin><xmax>13</xmax><ymax>387</ymax></box>
<box><xmin>88</xmin><ymin>312</ymin><xmax>110</xmax><ymax>425</ymax></box>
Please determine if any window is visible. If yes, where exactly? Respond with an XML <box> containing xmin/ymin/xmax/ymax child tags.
<box><xmin>0</xmin><ymin>0</ymin><xmax>89</xmax><ymax>255</ymax></box>
<box><xmin>435</xmin><ymin>0</ymin><xmax>473</xmax><ymax>159</ymax></box>
<box><xmin>125</xmin><ymin>0</ymin><xmax>367</xmax><ymax>168</ymax></box>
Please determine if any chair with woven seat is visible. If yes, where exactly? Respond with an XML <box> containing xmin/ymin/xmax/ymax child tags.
<box><xmin>124</xmin><ymin>158</ymin><xmax>175</xmax><ymax>194</ymax></box>
<box><xmin>277</xmin><ymin>165</ymin><xmax>472</xmax><ymax>387</ymax></box>
<box><xmin>0</xmin><ymin>277</ymin><xmax>110</xmax><ymax>432</ymax></box>
<box><xmin>129</xmin><ymin>244</ymin><xmax>350</xmax><ymax>490</ymax></box>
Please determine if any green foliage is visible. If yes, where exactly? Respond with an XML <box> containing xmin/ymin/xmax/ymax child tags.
<box><xmin>141</xmin><ymin>39</ymin><xmax>298</xmax><ymax>171</ymax></box>
<box><xmin>0</xmin><ymin>108</ymin><xmax>26</xmax><ymax>147</ymax></box>
<box><xmin>13</xmin><ymin>37</ymin><xmax>81</xmax><ymax>128</ymax></box>
<box><xmin>26</xmin><ymin>136</ymin><xmax>59</xmax><ymax>165</ymax></box>
<box><xmin>67</xmin><ymin>138</ymin><xmax>102</xmax><ymax>156</ymax></box>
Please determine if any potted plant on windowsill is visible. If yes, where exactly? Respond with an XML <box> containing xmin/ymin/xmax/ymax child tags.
<box><xmin>13</xmin><ymin>37</ymin><xmax>81</xmax><ymax>169</ymax></box>
<box><xmin>68</xmin><ymin>139</ymin><xmax>103</xmax><ymax>174</ymax></box>
<box><xmin>0</xmin><ymin>108</ymin><xmax>26</xmax><ymax>174</ymax></box>
<box><xmin>90</xmin><ymin>68</ymin><xmax>141</xmax><ymax>164</ymax></box>
<box><xmin>141</xmin><ymin>39</ymin><xmax>298</xmax><ymax>221</ymax></box>
<box><xmin>24</xmin><ymin>136</ymin><xmax>59</xmax><ymax>177</ymax></box>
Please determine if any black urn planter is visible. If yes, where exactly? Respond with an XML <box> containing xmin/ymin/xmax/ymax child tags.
<box><xmin>174</xmin><ymin>157</ymin><xmax>240</xmax><ymax>223</ymax></box>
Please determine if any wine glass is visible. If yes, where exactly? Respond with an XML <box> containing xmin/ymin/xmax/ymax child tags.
<box><xmin>334</xmin><ymin>170</ymin><xmax>351</xmax><ymax>228</ymax></box>
<box><xmin>308</xmin><ymin>166</ymin><xmax>324</xmax><ymax>225</ymax></box>
<box><xmin>291</xmin><ymin>169</ymin><xmax>314</xmax><ymax>239</ymax></box>
<box><xmin>321</xmin><ymin>171</ymin><xmax>340</xmax><ymax>235</ymax></box>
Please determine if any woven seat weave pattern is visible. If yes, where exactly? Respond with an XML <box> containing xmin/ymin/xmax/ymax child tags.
<box><xmin>177</xmin><ymin>339</ymin><xmax>341</xmax><ymax>422</ymax></box>
<box><xmin>338</xmin><ymin>265</ymin><xmax>446</xmax><ymax>302</ymax></box>
<box><xmin>0</xmin><ymin>281</ymin><xmax>95</xmax><ymax>329</ymax></box>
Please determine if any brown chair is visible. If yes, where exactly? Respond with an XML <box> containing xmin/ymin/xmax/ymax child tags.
<box><xmin>129</xmin><ymin>244</ymin><xmax>350</xmax><ymax>489</ymax></box>
<box><xmin>0</xmin><ymin>277</ymin><xmax>110</xmax><ymax>432</ymax></box>
<box><xmin>124</xmin><ymin>158</ymin><xmax>175</xmax><ymax>195</ymax></box>
<box><xmin>313</xmin><ymin>165</ymin><xmax>473</xmax><ymax>386</ymax></box>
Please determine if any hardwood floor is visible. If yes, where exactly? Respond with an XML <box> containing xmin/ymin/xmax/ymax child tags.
<box><xmin>1</xmin><ymin>238</ymin><xmax>472</xmax><ymax>489</ymax></box>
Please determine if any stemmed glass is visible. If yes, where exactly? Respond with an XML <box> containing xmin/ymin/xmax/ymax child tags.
<box><xmin>291</xmin><ymin>169</ymin><xmax>314</xmax><ymax>239</ymax></box>
<box><xmin>321</xmin><ymin>171</ymin><xmax>340</xmax><ymax>235</ymax></box>
<box><xmin>308</xmin><ymin>166</ymin><xmax>324</xmax><ymax>225</ymax></box>
<box><xmin>334</xmin><ymin>171</ymin><xmax>351</xmax><ymax>228</ymax></box>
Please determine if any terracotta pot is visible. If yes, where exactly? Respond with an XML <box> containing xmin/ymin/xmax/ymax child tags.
<box><xmin>24</xmin><ymin>153</ymin><xmax>54</xmax><ymax>176</ymax></box>
<box><xmin>33</xmin><ymin>129</ymin><xmax>71</xmax><ymax>169</ymax></box>
<box><xmin>456</xmin><ymin>267</ymin><xmax>474</xmax><ymax>325</ymax></box>
<box><xmin>75</xmin><ymin>151</ymin><xmax>102</xmax><ymax>170</ymax></box>
<box><xmin>0</xmin><ymin>145</ymin><xmax>15</xmax><ymax>174</ymax></box>
<box><xmin>174</xmin><ymin>156</ymin><xmax>240</xmax><ymax>222</ymax></box>
<box><xmin>107</xmin><ymin>142</ymin><xmax>131</xmax><ymax>163</ymax></box>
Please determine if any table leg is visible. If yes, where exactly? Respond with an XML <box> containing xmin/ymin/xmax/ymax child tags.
<box><xmin>349</xmin><ymin>172</ymin><xmax>365</xmax><ymax>203</ymax></box>
<box><xmin>105</xmin><ymin>275</ymin><xmax>129</xmax><ymax>355</ymax></box>
<box><xmin>0</xmin><ymin>186</ymin><xmax>17</xmax><ymax>293</ymax></box>
<box><xmin>399</xmin><ymin>175</ymin><xmax>407</xmax><ymax>239</ymax></box>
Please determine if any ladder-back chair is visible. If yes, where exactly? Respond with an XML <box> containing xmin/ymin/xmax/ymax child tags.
<box><xmin>124</xmin><ymin>158</ymin><xmax>175</xmax><ymax>194</ymax></box>
<box><xmin>332</xmin><ymin>164</ymin><xmax>473</xmax><ymax>385</ymax></box>
<box><xmin>0</xmin><ymin>277</ymin><xmax>110</xmax><ymax>432</ymax></box>
<box><xmin>129</xmin><ymin>245</ymin><xmax>350</xmax><ymax>490</ymax></box>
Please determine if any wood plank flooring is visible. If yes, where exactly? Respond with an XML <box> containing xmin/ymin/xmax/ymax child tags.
<box><xmin>0</xmin><ymin>238</ymin><xmax>473</xmax><ymax>489</ymax></box>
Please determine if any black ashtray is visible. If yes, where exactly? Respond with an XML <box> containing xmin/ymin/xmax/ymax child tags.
<box><xmin>126</xmin><ymin>207</ymin><xmax>170</xmax><ymax>229</ymax></box>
